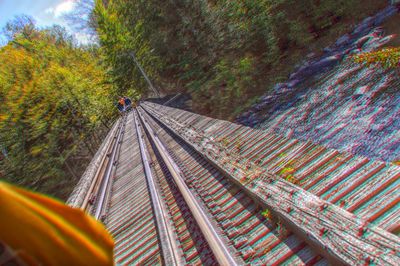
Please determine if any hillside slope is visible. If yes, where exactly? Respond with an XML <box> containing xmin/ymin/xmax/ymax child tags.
<box><xmin>237</xmin><ymin>5</ymin><xmax>400</xmax><ymax>162</ymax></box>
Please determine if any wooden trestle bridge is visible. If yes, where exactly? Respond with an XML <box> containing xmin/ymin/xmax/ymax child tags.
<box><xmin>67</xmin><ymin>102</ymin><xmax>400</xmax><ymax>265</ymax></box>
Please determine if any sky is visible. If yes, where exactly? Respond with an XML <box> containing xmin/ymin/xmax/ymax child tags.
<box><xmin>0</xmin><ymin>0</ymin><xmax>91</xmax><ymax>44</ymax></box>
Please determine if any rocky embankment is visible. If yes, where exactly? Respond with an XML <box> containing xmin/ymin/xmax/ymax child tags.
<box><xmin>236</xmin><ymin>5</ymin><xmax>400</xmax><ymax>162</ymax></box>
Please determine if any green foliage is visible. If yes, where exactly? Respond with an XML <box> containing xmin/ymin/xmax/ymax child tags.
<box><xmin>0</xmin><ymin>0</ymin><xmax>384</xmax><ymax>198</ymax></box>
<box><xmin>92</xmin><ymin>0</ymin><xmax>383</xmax><ymax>118</ymax></box>
<box><xmin>191</xmin><ymin>56</ymin><xmax>256</xmax><ymax>117</ymax></box>
<box><xmin>93</xmin><ymin>0</ymin><xmax>162</xmax><ymax>97</ymax></box>
<box><xmin>0</xmin><ymin>22</ymin><xmax>113</xmax><ymax>198</ymax></box>
<box><xmin>278</xmin><ymin>160</ymin><xmax>297</xmax><ymax>184</ymax></box>
<box><xmin>261</xmin><ymin>209</ymin><xmax>272</xmax><ymax>220</ymax></box>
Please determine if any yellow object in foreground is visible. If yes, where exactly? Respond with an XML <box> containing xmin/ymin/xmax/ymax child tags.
<box><xmin>0</xmin><ymin>182</ymin><xmax>114</xmax><ymax>266</ymax></box>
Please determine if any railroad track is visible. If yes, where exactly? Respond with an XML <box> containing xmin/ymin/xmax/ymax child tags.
<box><xmin>68</xmin><ymin>102</ymin><xmax>400</xmax><ymax>265</ymax></box>
<box><xmin>76</xmin><ymin>114</ymin><xmax>126</xmax><ymax>219</ymax></box>
<box><xmin>135</xmin><ymin>107</ymin><xmax>321</xmax><ymax>265</ymax></box>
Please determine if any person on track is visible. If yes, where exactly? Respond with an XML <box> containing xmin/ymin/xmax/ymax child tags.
<box><xmin>123</xmin><ymin>96</ymin><xmax>132</xmax><ymax>111</ymax></box>
<box><xmin>117</xmin><ymin>97</ymin><xmax>125</xmax><ymax>113</ymax></box>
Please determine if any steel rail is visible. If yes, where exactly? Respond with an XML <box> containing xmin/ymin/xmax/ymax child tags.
<box><xmin>141</xmin><ymin>102</ymin><xmax>400</xmax><ymax>266</ymax></box>
<box><xmin>137</xmin><ymin>108</ymin><xmax>239</xmax><ymax>266</ymax></box>
<box><xmin>133</xmin><ymin>110</ymin><xmax>182</xmax><ymax>266</ymax></box>
<box><xmin>162</xmin><ymin>93</ymin><xmax>181</xmax><ymax>106</ymax></box>
<box><xmin>93</xmin><ymin>115</ymin><xmax>126</xmax><ymax>220</ymax></box>
<box><xmin>80</xmin><ymin>119</ymin><xmax>123</xmax><ymax>211</ymax></box>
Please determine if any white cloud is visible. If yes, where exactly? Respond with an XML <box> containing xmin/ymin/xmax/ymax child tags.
<box><xmin>45</xmin><ymin>0</ymin><xmax>76</xmax><ymax>18</ymax></box>
<box><xmin>74</xmin><ymin>32</ymin><xmax>95</xmax><ymax>45</ymax></box>
<box><xmin>44</xmin><ymin>7</ymin><xmax>55</xmax><ymax>15</ymax></box>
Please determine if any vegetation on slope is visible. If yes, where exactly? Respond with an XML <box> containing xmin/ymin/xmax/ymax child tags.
<box><xmin>0</xmin><ymin>1</ymin><xmax>392</xmax><ymax>198</ymax></box>
<box><xmin>0</xmin><ymin>17</ymin><xmax>114</xmax><ymax>199</ymax></box>
<box><xmin>93</xmin><ymin>0</ymin><xmax>387</xmax><ymax>119</ymax></box>
<box><xmin>354</xmin><ymin>47</ymin><xmax>400</xmax><ymax>68</ymax></box>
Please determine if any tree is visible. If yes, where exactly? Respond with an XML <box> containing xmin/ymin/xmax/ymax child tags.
<box><xmin>0</xmin><ymin>18</ymin><xmax>114</xmax><ymax>199</ymax></box>
<box><xmin>92</xmin><ymin>0</ymin><xmax>386</xmax><ymax>118</ymax></box>
<box><xmin>2</xmin><ymin>15</ymin><xmax>36</xmax><ymax>41</ymax></box>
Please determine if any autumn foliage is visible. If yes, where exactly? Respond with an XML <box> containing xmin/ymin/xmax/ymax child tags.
<box><xmin>0</xmin><ymin>21</ymin><xmax>114</xmax><ymax>198</ymax></box>
<box><xmin>353</xmin><ymin>47</ymin><xmax>400</xmax><ymax>68</ymax></box>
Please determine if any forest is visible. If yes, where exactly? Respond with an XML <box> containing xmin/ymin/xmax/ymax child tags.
<box><xmin>0</xmin><ymin>0</ymin><xmax>393</xmax><ymax>199</ymax></box>
<box><xmin>0</xmin><ymin>16</ymin><xmax>115</xmax><ymax>198</ymax></box>
<box><xmin>94</xmin><ymin>0</ymin><xmax>388</xmax><ymax>117</ymax></box>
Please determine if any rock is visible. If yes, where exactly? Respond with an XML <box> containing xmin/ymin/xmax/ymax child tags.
<box><xmin>281</xmin><ymin>87</ymin><xmax>295</xmax><ymax>94</ymax></box>
<box><xmin>361</xmin><ymin>34</ymin><xmax>395</xmax><ymax>52</ymax></box>
<box><xmin>308</xmin><ymin>54</ymin><xmax>342</xmax><ymax>70</ymax></box>
<box><xmin>376</xmin><ymin>34</ymin><xmax>396</xmax><ymax>46</ymax></box>
<box><xmin>352</xmin><ymin>17</ymin><xmax>373</xmax><ymax>35</ymax></box>
<box><xmin>372</xmin><ymin>6</ymin><xmax>398</xmax><ymax>26</ymax></box>
<box><xmin>275</xmin><ymin>90</ymin><xmax>286</xmax><ymax>96</ymax></box>
<box><xmin>355</xmin><ymin>35</ymin><xmax>374</xmax><ymax>48</ymax></box>
<box><xmin>254</xmin><ymin>102</ymin><xmax>269</xmax><ymax>111</ymax></box>
<box><xmin>261</xmin><ymin>95</ymin><xmax>273</xmax><ymax>102</ymax></box>
<box><xmin>369</xmin><ymin>27</ymin><xmax>384</xmax><ymax>37</ymax></box>
<box><xmin>287</xmin><ymin>79</ymin><xmax>301</xmax><ymax>88</ymax></box>
<box><xmin>240</xmin><ymin>117</ymin><xmax>250</xmax><ymax>125</ymax></box>
<box><xmin>274</xmin><ymin>83</ymin><xmax>287</xmax><ymax>91</ymax></box>
<box><xmin>335</xmin><ymin>34</ymin><xmax>351</xmax><ymax>47</ymax></box>
<box><xmin>235</xmin><ymin>117</ymin><xmax>244</xmax><ymax>123</ymax></box>
<box><xmin>246</xmin><ymin>113</ymin><xmax>261</xmax><ymax>126</ymax></box>
<box><xmin>295</xmin><ymin>54</ymin><xmax>342</xmax><ymax>79</ymax></box>
<box><xmin>362</xmin><ymin>16</ymin><xmax>374</xmax><ymax>27</ymax></box>
<box><xmin>342</xmin><ymin>48</ymin><xmax>353</xmax><ymax>56</ymax></box>
<box><xmin>236</xmin><ymin>3</ymin><xmax>400</xmax><ymax>133</ymax></box>
<box><xmin>289</xmin><ymin>63</ymin><xmax>314</xmax><ymax>80</ymax></box>
<box><xmin>297</xmin><ymin>63</ymin><xmax>310</xmax><ymax>72</ymax></box>
<box><xmin>348</xmin><ymin>48</ymin><xmax>362</xmax><ymax>55</ymax></box>
<box><xmin>289</xmin><ymin>71</ymin><xmax>301</xmax><ymax>80</ymax></box>
<box><xmin>306</xmin><ymin>52</ymin><xmax>316</xmax><ymax>59</ymax></box>
<box><xmin>240</xmin><ymin>111</ymin><xmax>250</xmax><ymax>118</ymax></box>
<box><xmin>323</xmin><ymin>47</ymin><xmax>334</xmax><ymax>53</ymax></box>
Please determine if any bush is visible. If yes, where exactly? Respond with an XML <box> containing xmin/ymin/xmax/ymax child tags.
<box><xmin>353</xmin><ymin>47</ymin><xmax>400</xmax><ymax>68</ymax></box>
